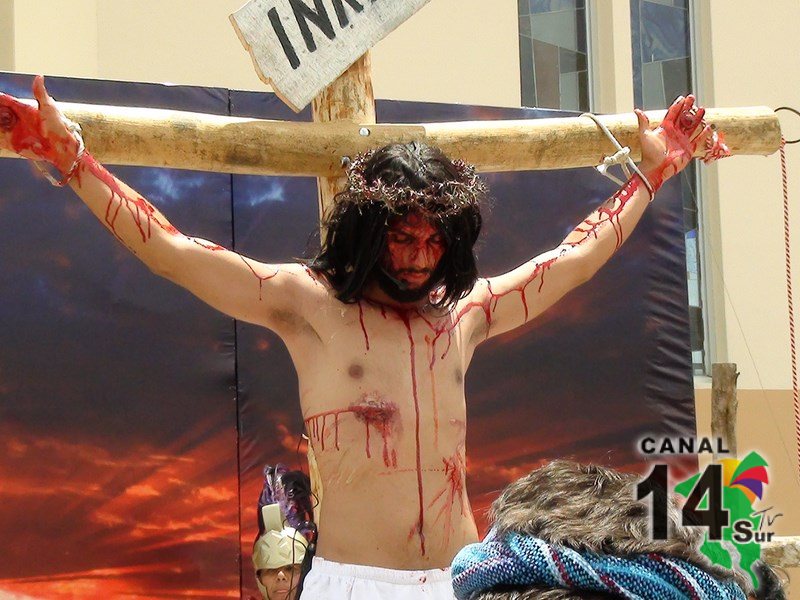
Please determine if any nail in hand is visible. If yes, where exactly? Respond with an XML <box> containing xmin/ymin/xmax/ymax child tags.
<box><xmin>0</xmin><ymin>106</ymin><xmax>17</xmax><ymax>131</ymax></box>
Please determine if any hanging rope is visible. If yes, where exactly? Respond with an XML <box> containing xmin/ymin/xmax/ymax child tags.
<box><xmin>779</xmin><ymin>136</ymin><xmax>800</xmax><ymax>476</ymax></box>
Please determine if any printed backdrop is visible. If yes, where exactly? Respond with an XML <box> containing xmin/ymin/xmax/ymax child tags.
<box><xmin>0</xmin><ymin>73</ymin><xmax>695</xmax><ymax>599</ymax></box>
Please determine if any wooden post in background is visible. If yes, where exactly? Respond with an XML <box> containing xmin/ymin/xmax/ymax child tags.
<box><xmin>762</xmin><ymin>536</ymin><xmax>800</xmax><ymax>568</ymax></box>
<box><xmin>311</xmin><ymin>52</ymin><xmax>376</xmax><ymax>221</ymax></box>
<box><xmin>711</xmin><ymin>363</ymin><xmax>739</xmax><ymax>460</ymax></box>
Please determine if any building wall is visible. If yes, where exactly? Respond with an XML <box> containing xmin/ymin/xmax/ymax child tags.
<box><xmin>693</xmin><ymin>1</ymin><xmax>800</xmax><ymax>584</ymax></box>
<box><xmin>1</xmin><ymin>0</ymin><xmax>798</xmax><ymax>578</ymax></box>
<box><xmin>1</xmin><ymin>0</ymin><xmax>521</xmax><ymax>106</ymax></box>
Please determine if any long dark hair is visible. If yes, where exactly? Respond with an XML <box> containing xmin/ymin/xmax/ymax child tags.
<box><xmin>306</xmin><ymin>142</ymin><xmax>485</xmax><ymax>309</ymax></box>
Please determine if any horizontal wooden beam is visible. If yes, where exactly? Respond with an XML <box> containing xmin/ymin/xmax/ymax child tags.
<box><xmin>0</xmin><ymin>101</ymin><xmax>781</xmax><ymax>176</ymax></box>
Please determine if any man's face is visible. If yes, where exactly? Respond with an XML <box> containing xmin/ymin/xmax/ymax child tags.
<box><xmin>258</xmin><ymin>564</ymin><xmax>301</xmax><ymax>600</ymax></box>
<box><xmin>379</xmin><ymin>210</ymin><xmax>446</xmax><ymax>293</ymax></box>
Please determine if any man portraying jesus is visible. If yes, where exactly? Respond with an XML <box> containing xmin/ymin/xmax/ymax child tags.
<box><xmin>0</xmin><ymin>76</ymin><xmax>714</xmax><ymax>599</ymax></box>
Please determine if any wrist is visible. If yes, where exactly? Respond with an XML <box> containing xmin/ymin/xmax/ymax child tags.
<box><xmin>50</xmin><ymin>115</ymin><xmax>84</xmax><ymax>174</ymax></box>
<box><xmin>55</xmin><ymin>145</ymin><xmax>79</xmax><ymax>175</ymax></box>
<box><xmin>638</xmin><ymin>160</ymin><xmax>660</xmax><ymax>175</ymax></box>
<box><xmin>639</xmin><ymin>161</ymin><xmax>667</xmax><ymax>194</ymax></box>
<box><xmin>35</xmin><ymin>130</ymin><xmax>87</xmax><ymax>187</ymax></box>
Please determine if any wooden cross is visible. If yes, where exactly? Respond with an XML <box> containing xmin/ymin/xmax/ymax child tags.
<box><xmin>0</xmin><ymin>0</ymin><xmax>784</xmax><ymax>220</ymax></box>
<box><xmin>0</xmin><ymin>0</ymin><xmax>794</xmax><ymax>566</ymax></box>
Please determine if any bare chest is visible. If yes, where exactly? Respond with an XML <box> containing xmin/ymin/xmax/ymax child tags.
<box><xmin>295</xmin><ymin>301</ymin><xmax>472</xmax><ymax>458</ymax></box>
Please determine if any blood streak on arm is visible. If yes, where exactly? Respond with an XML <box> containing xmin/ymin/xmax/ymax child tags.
<box><xmin>561</xmin><ymin>176</ymin><xmax>645</xmax><ymax>252</ymax></box>
<box><xmin>237</xmin><ymin>255</ymin><xmax>280</xmax><ymax>301</ymax></box>
<box><xmin>72</xmin><ymin>154</ymin><xmax>178</xmax><ymax>245</ymax></box>
<box><xmin>77</xmin><ymin>155</ymin><xmax>281</xmax><ymax>297</ymax></box>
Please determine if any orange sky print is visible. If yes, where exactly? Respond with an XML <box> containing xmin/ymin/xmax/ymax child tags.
<box><xmin>0</xmin><ymin>419</ymin><xmax>240</xmax><ymax>599</ymax></box>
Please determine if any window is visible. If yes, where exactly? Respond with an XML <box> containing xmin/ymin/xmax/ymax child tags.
<box><xmin>630</xmin><ymin>0</ymin><xmax>706</xmax><ymax>373</ymax></box>
<box><xmin>518</xmin><ymin>0</ymin><xmax>590</xmax><ymax>111</ymax></box>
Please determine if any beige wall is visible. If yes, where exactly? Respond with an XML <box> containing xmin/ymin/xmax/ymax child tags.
<box><xmin>0</xmin><ymin>0</ymin><xmax>13</xmax><ymax>70</ymax></box>
<box><xmin>2</xmin><ymin>0</ymin><xmax>798</xmax><ymax>585</ymax></box>
<box><xmin>2</xmin><ymin>0</ymin><xmax>520</xmax><ymax>106</ymax></box>
<box><xmin>695</xmin><ymin>3</ymin><xmax>800</xmax><ymax>589</ymax></box>
<box><xmin>695</xmin><ymin>0</ymin><xmax>800</xmax><ymax>392</ymax></box>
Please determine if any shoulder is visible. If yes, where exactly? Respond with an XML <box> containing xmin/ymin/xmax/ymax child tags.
<box><xmin>453</xmin><ymin>278</ymin><xmax>493</xmax><ymax>341</ymax></box>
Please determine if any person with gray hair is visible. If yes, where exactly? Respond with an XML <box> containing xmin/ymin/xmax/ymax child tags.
<box><xmin>451</xmin><ymin>460</ymin><xmax>785</xmax><ymax>600</ymax></box>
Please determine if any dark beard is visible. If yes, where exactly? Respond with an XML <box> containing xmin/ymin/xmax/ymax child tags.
<box><xmin>374</xmin><ymin>265</ymin><xmax>443</xmax><ymax>304</ymax></box>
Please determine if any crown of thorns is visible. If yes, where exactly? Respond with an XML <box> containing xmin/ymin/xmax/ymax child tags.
<box><xmin>339</xmin><ymin>150</ymin><xmax>487</xmax><ymax>217</ymax></box>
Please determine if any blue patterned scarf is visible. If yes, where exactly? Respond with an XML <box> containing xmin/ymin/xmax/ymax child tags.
<box><xmin>451</xmin><ymin>532</ymin><xmax>746</xmax><ymax>600</ymax></box>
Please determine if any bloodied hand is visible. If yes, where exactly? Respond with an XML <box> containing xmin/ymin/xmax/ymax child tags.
<box><xmin>0</xmin><ymin>75</ymin><xmax>79</xmax><ymax>174</ymax></box>
<box><xmin>635</xmin><ymin>94</ymin><xmax>713</xmax><ymax>187</ymax></box>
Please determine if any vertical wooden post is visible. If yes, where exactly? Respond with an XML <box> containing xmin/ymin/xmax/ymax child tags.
<box><xmin>311</xmin><ymin>52</ymin><xmax>377</xmax><ymax>220</ymax></box>
<box><xmin>711</xmin><ymin>363</ymin><xmax>739</xmax><ymax>460</ymax></box>
<box><xmin>307</xmin><ymin>52</ymin><xmax>376</xmax><ymax>523</ymax></box>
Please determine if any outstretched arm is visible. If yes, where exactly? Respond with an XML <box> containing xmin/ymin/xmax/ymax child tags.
<box><xmin>464</xmin><ymin>95</ymin><xmax>711</xmax><ymax>342</ymax></box>
<box><xmin>0</xmin><ymin>76</ymin><xmax>316</xmax><ymax>336</ymax></box>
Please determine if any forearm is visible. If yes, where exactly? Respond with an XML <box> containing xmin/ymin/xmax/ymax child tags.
<box><xmin>560</xmin><ymin>168</ymin><xmax>659</xmax><ymax>278</ymax></box>
<box><xmin>67</xmin><ymin>152</ymin><xmax>205</xmax><ymax>275</ymax></box>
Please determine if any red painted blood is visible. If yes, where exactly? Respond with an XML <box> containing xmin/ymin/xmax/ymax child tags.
<box><xmin>77</xmin><ymin>154</ymin><xmax>179</xmax><ymax>245</ymax></box>
<box><xmin>563</xmin><ymin>178</ymin><xmax>642</xmax><ymax>252</ymax></box>
<box><xmin>351</xmin><ymin>397</ymin><xmax>398</xmax><ymax>468</ymax></box>
<box><xmin>2</xmin><ymin>100</ymin><xmax>65</xmax><ymax>167</ymax></box>
<box><xmin>357</xmin><ymin>300</ymin><xmax>370</xmax><ymax>350</ymax></box>
<box><xmin>303</xmin><ymin>396</ymin><xmax>398</xmax><ymax>465</ymax></box>
<box><xmin>396</xmin><ymin>309</ymin><xmax>427</xmax><ymax>556</ymax></box>
<box><xmin>237</xmin><ymin>256</ymin><xmax>280</xmax><ymax>301</ymax></box>
<box><xmin>427</xmin><ymin>449</ymin><xmax>466</xmax><ymax>548</ymax></box>
<box><xmin>0</xmin><ymin>106</ymin><xmax>17</xmax><ymax>131</ymax></box>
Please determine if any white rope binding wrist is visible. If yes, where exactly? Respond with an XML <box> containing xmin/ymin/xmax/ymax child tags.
<box><xmin>580</xmin><ymin>112</ymin><xmax>655</xmax><ymax>200</ymax></box>
<box><xmin>34</xmin><ymin>118</ymin><xmax>87</xmax><ymax>187</ymax></box>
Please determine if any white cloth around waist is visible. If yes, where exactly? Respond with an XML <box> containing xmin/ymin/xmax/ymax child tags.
<box><xmin>300</xmin><ymin>556</ymin><xmax>455</xmax><ymax>599</ymax></box>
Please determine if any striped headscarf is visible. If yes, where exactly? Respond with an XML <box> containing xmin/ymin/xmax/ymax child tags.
<box><xmin>451</xmin><ymin>531</ymin><xmax>746</xmax><ymax>600</ymax></box>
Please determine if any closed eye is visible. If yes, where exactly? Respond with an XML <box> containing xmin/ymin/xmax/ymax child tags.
<box><xmin>389</xmin><ymin>233</ymin><xmax>412</xmax><ymax>244</ymax></box>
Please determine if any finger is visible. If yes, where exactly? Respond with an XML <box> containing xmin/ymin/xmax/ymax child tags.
<box><xmin>676</xmin><ymin>96</ymin><xmax>694</xmax><ymax>131</ymax></box>
<box><xmin>635</xmin><ymin>108</ymin><xmax>650</xmax><ymax>135</ymax></box>
<box><xmin>682</xmin><ymin>94</ymin><xmax>695</xmax><ymax>114</ymax></box>
<box><xmin>33</xmin><ymin>75</ymin><xmax>49</xmax><ymax>108</ymax></box>
<box><xmin>665</xmin><ymin>95</ymin><xmax>685</xmax><ymax>124</ymax></box>
<box><xmin>688</xmin><ymin>106</ymin><xmax>706</xmax><ymax>134</ymax></box>
<box><xmin>692</xmin><ymin>124</ymin><xmax>713</xmax><ymax>146</ymax></box>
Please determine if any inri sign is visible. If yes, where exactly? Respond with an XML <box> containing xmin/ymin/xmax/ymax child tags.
<box><xmin>231</xmin><ymin>0</ymin><xmax>432</xmax><ymax>112</ymax></box>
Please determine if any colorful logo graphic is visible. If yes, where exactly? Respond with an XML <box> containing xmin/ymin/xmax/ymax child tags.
<box><xmin>638</xmin><ymin>450</ymin><xmax>780</xmax><ymax>589</ymax></box>
<box><xmin>674</xmin><ymin>451</ymin><xmax>775</xmax><ymax>588</ymax></box>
